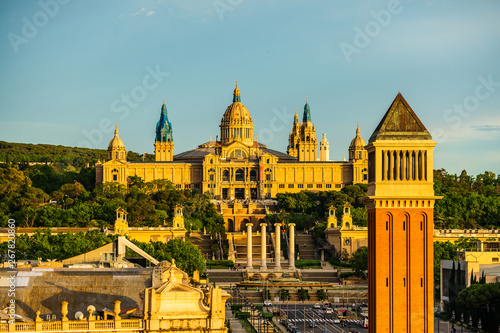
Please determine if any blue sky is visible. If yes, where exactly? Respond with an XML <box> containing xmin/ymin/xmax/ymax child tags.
<box><xmin>1</xmin><ymin>0</ymin><xmax>499</xmax><ymax>176</ymax></box>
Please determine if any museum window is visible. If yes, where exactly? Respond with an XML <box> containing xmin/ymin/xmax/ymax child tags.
<box><xmin>210</xmin><ymin>174</ymin><xmax>214</xmax><ymax>181</ymax></box>
<box><xmin>298</xmin><ymin>184</ymin><xmax>304</xmax><ymax>188</ymax></box>
<box><xmin>326</xmin><ymin>184</ymin><xmax>332</xmax><ymax>188</ymax></box>
<box><xmin>279</xmin><ymin>184</ymin><xmax>285</xmax><ymax>188</ymax></box>
<box><xmin>335</xmin><ymin>184</ymin><xmax>342</xmax><ymax>188</ymax></box>
<box><xmin>235</xmin><ymin>169</ymin><xmax>244</xmax><ymax>181</ymax></box>
<box><xmin>185</xmin><ymin>184</ymin><xmax>190</xmax><ymax>189</ymax></box>
<box><xmin>493</xmin><ymin>258</ymin><xmax>499</xmax><ymax>263</ymax></box>
<box><xmin>266</xmin><ymin>174</ymin><xmax>271</xmax><ymax>181</ymax></box>
<box><xmin>176</xmin><ymin>184</ymin><xmax>181</xmax><ymax>189</ymax></box>
<box><xmin>250</xmin><ymin>170</ymin><xmax>257</xmax><ymax>181</ymax></box>
<box><xmin>307</xmin><ymin>184</ymin><xmax>313</xmax><ymax>188</ymax></box>
<box><xmin>113</xmin><ymin>174</ymin><xmax>117</xmax><ymax>181</ymax></box>
<box><xmin>316</xmin><ymin>184</ymin><xmax>322</xmax><ymax>188</ymax></box>
<box><xmin>222</xmin><ymin>170</ymin><xmax>230</xmax><ymax>181</ymax></box>
<box><xmin>288</xmin><ymin>184</ymin><xmax>294</xmax><ymax>188</ymax></box>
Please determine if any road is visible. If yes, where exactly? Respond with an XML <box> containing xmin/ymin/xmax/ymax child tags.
<box><xmin>272</xmin><ymin>304</ymin><xmax>368</xmax><ymax>333</ymax></box>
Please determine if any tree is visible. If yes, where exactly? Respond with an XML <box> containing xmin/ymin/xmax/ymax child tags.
<box><xmin>456</xmin><ymin>282</ymin><xmax>500</xmax><ymax>333</ymax></box>
<box><xmin>349</xmin><ymin>246</ymin><xmax>367</xmax><ymax>278</ymax></box>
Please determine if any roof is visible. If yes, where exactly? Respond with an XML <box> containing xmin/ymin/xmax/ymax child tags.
<box><xmin>172</xmin><ymin>145</ymin><xmax>297</xmax><ymax>161</ymax></box>
<box><xmin>368</xmin><ymin>93</ymin><xmax>432</xmax><ymax>143</ymax></box>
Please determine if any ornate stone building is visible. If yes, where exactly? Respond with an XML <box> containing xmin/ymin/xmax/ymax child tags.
<box><xmin>96</xmin><ymin>83</ymin><xmax>368</xmax><ymax>201</ymax></box>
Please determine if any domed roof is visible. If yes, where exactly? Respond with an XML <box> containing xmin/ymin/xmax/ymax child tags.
<box><xmin>108</xmin><ymin>126</ymin><xmax>125</xmax><ymax>149</ymax></box>
<box><xmin>349</xmin><ymin>124</ymin><xmax>366</xmax><ymax>149</ymax></box>
<box><xmin>221</xmin><ymin>82</ymin><xmax>253</xmax><ymax>126</ymax></box>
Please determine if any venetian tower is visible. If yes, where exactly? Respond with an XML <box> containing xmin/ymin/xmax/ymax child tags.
<box><xmin>319</xmin><ymin>133</ymin><xmax>330</xmax><ymax>161</ymax></box>
<box><xmin>107</xmin><ymin>125</ymin><xmax>127</xmax><ymax>161</ymax></box>
<box><xmin>365</xmin><ymin>93</ymin><xmax>438</xmax><ymax>333</ymax></box>
<box><xmin>220</xmin><ymin>82</ymin><xmax>254</xmax><ymax>146</ymax></box>
<box><xmin>298</xmin><ymin>100</ymin><xmax>317</xmax><ymax>161</ymax></box>
<box><xmin>155</xmin><ymin>100</ymin><xmax>174</xmax><ymax>161</ymax></box>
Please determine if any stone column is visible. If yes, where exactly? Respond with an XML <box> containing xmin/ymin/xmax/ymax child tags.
<box><xmin>246</xmin><ymin>223</ymin><xmax>253</xmax><ymax>269</ymax></box>
<box><xmin>289</xmin><ymin>223</ymin><xmax>296</xmax><ymax>269</ymax></box>
<box><xmin>274</xmin><ymin>223</ymin><xmax>281</xmax><ymax>269</ymax></box>
<box><xmin>260</xmin><ymin>223</ymin><xmax>267</xmax><ymax>270</ymax></box>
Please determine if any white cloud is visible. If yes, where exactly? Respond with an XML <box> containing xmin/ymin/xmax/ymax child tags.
<box><xmin>146</xmin><ymin>11</ymin><xmax>155</xmax><ymax>16</ymax></box>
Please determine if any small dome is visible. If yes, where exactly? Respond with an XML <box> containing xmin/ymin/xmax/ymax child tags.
<box><xmin>108</xmin><ymin>126</ymin><xmax>125</xmax><ymax>149</ymax></box>
<box><xmin>349</xmin><ymin>124</ymin><xmax>366</xmax><ymax>149</ymax></box>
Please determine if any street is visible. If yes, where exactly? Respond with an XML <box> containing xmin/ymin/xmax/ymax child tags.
<box><xmin>274</xmin><ymin>304</ymin><xmax>368</xmax><ymax>333</ymax></box>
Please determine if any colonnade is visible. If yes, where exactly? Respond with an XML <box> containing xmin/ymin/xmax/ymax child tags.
<box><xmin>245</xmin><ymin>222</ymin><xmax>296</xmax><ymax>270</ymax></box>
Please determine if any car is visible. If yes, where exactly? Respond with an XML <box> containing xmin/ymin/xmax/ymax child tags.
<box><xmin>263</xmin><ymin>300</ymin><xmax>272</xmax><ymax>306</ymax></box>
<box><xmin>309</xmin><ymin>321</ymin><xmax>317</xmax><ymax>328</ymax></box>
<box><xmin>313</xmin><ymin>303</ymin><xmax>321</xmax><ymax>309</ymax></box>
<box><xmin>321</xmin><ymin>330</ymin><xmax>331</xmax><ymax>333</ymax></box>
<box><xmin>292</xmin><ymin>328</ymin><xmax>302</xmax><ymax>333</ymax></box>
<box><xmin>326</xmin><ymin>308</ymin><xmax>333</xmax><ymax>314</ymax></box>
<box><xmin>333</xmin><ymin>318</ymin><xmax>341</xmax><ymax>324</ymax></box>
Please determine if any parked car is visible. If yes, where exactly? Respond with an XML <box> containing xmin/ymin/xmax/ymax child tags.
<box><xmin>313</xmin><ymin>303</ymin><xmax>321</xmax><ymax>309</ymax></box>
<box><xmin>333</xmin><ymin>318</ymin><xmax>341</xmax><ymax>324</ymax></box>
<box><xmin>264</xmin><ymin>300</ymin><xmax>272</xmax><ymax>306</ymax></box>
<box><xmin>309</xmin><ymin>321</ymin><xmax>317</xmax><ymax>328</ymax></box>
<box><xmin>326</xmin><ymin>308</ymin><xmax>333</xmax><ymax>314</ymax></box>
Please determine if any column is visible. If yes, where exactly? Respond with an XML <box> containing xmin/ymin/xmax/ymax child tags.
<box><xmin>274</xmin><ymin>223</ymin><xmax>281</xmax><ymax>269</ymax></box>
<box><xmin>289</xmin><ymin>223</ymin><xmax>295</xmax><ymax>269</ymax></box>
<box><xmin>260</xmin><ymin>223</ymin><xmax>267</xmax><ymax>270</ymax></box>
<box><xmin>246</xmin><ymin>223</ymin><xmax>253</xmax><ymax>269</ymax></box>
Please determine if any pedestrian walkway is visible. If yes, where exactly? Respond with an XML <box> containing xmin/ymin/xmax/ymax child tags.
<box><xmin>225</xmin><ymin>309</ymin><xmax>247</xmax><ymax>333</ymax></box>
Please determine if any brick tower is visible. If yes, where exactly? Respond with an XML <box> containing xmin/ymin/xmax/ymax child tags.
<box><xmin>365</xmin><ymin>93</ymin><xmax>439</xmax><ymax>332</ymax></box>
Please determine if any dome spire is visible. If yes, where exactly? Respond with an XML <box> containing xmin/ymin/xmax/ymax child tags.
<box><xmin>114</xmin><ymin>124</ymin><xmax>119</xmax><ymax>136</ymax></box>
<box><xmin>294</xmin><ymin>109</ymin><xmax>299</xmax><ymax>123</ymax></box>
<box><xmin>233</xmin><ymin>81</ymin><xmax>241</xmax><ymax>102</ymax></box>
<box><xmin>356</xmin><ymin>123</ymin><xmax>360</xmax><ymax>136</ymax></box>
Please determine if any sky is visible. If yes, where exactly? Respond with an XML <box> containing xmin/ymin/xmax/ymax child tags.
<box><xmin>0</xmin><ymin>0</ymin><xmax>499</xmax><ymax>176</ymax></box>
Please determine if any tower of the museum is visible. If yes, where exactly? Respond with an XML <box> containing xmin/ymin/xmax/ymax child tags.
<box><xmin>287</xmin><ymin>100</ymin><xmax>317</xmax><ymax>161</ymax></box>
<box><xmin>349</xmin><ymin>124</ymin><xmax>367</xmax><ymax>162</ymax></box>
<box><xmin>220</xmin><ymin>82</ymin><xmax>254</xmax><ymax>146</ymax></box>
<box><xmin>155</xmin><ymin>101</ymin><xmax>174</xmax><ymax>161</ymax></box>
<box><xmin>319</xmin><ymin>133</ymin><xmax>329</xmax><ymax>161</ymax></box>
<box><xmin>366</xmin><ymin>93</ymin><xmax>438</xmax><ymax>333</ymax></box>
<box><xmin>107</xmin><ymin>125</ymin><xmax>127</xmax><ymax>161</ymax></box>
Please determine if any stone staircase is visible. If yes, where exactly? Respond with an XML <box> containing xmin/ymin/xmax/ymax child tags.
<box><xmin>301</xmin><ymin>270</ymin><xmax>340</xmax><ymax>283</ymax></box>
<box><xmin>206</xmin><ymin>270</ymin><xmax>244</xmax><ymax>284</ymax></box>
<box><xmin>295</xmin><ymin>233</ymin><xmax>316</xmax><ymax>260</ymax></box>
<box><xmin>190</xmin><ymin>232</ymin><xmax>213</xmax><ymax>260</ymax></box>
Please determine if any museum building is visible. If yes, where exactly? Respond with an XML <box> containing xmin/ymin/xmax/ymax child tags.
<box><xmin>96</xmin><ymin>83</ymin><xmax>368</xmax><ymax>199</ymax></box>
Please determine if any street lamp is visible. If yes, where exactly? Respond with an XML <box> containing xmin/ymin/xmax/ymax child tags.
<box><xmin>478</xmin><ymin>318</ymin><xmax>482</xmax><ymax>332</ymax></box>
<box><xmin>461</xmin><ymin>313</ymin><xmax>464</xmax><ymax>333</ymax></box>
<box><xmin>469</xmin><ymin>315</ymin><xmax>473</xmax><ymax>331</ymax></box>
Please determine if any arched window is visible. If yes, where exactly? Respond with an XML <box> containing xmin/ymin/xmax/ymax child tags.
<box><xmin>222</xmin><ymin>170</ymin><xmax>229</xmax><ymax>182</ymax></box>
<box><xmin>229</xmin><ymin>149</ymin><xmax>247</xmax><ymax>159</ymax></box>
<box><xmin>235</xmin><ymin>169</ymin><xmax>244</xmax><ymax>181</ymax></box>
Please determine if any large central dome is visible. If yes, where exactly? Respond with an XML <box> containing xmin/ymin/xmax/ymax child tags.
<box><xmin>220</xmin><ymin>82</ymin><xmax>254</xmax><ymax>145</ymax></box>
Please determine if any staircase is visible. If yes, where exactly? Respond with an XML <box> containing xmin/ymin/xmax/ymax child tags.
<box><xmin>190</xmin><ymin>232</ymin><xmax>213</xmax><ymax>260</ymax></box>
<box><xmin>296</xmin><ymin>233</ymin><xmax>316</xmax><ymax>260</ymax></box>
<box><xmin>207</xmin><ymin>270</ymin><xmax>244</xmax><ymax>284</ymax></box>
<box><xmin>301</xmin><ymin>270</ymin><xmax>340</xmax><ymax>283</ymax></box>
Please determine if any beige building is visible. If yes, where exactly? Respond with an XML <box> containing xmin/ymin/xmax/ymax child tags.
<box><xmin>0</xmin><ymin>259</ymin><xmax>230</xmax><ymax>333</ymax></box>
<box><xmin>96</xmin><ymin>83</ymin><xmax>368</xmax><ymax>201</ymax></box>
